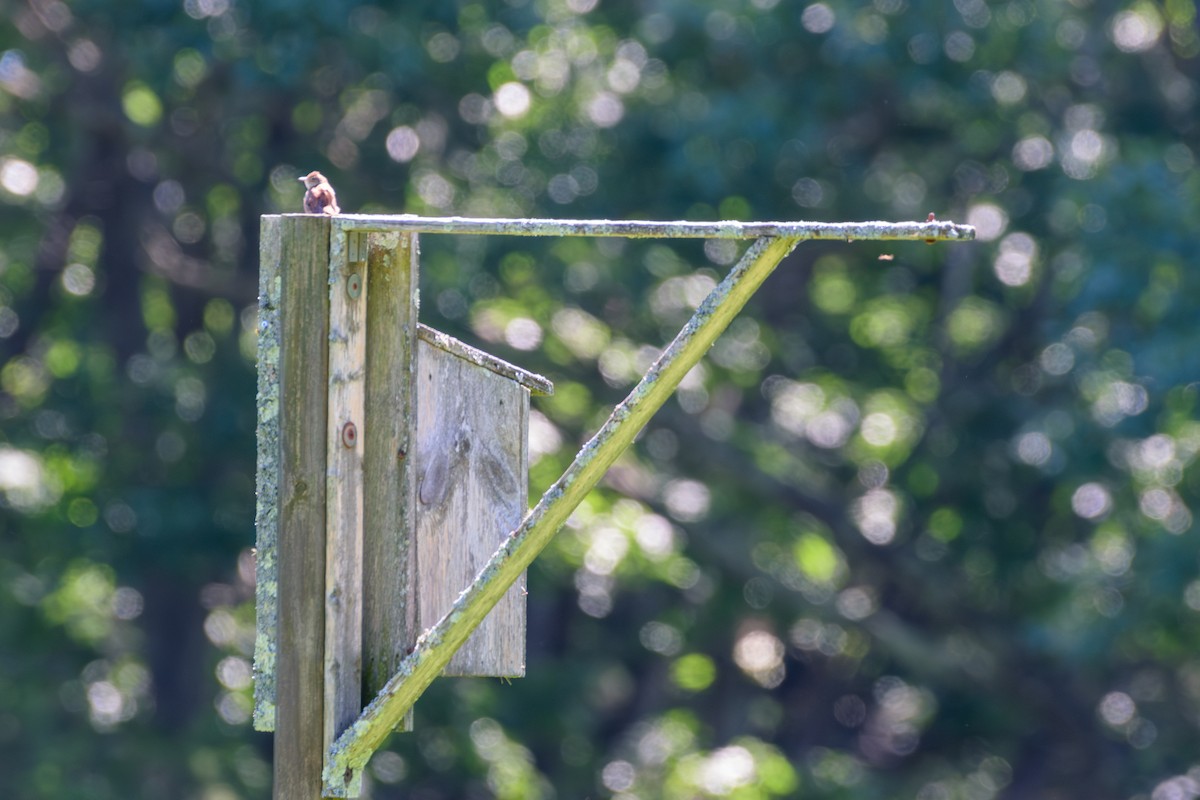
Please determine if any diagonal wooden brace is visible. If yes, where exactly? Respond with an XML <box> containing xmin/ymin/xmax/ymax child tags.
<box><xmin>322</xmin><ymin>235</ymin><xmax>801</xmax><ymax>794</ymax></box>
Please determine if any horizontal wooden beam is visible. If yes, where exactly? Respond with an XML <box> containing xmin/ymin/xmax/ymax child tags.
<box><xmin>301</xmin><ymin>214</ymin><xmax>976</xmax><ymax>242</ymax></box>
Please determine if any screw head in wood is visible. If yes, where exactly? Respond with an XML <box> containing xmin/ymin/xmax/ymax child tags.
<box><xmin>341</xmin><ymin>421</ymin><xmax>358</xmax><ymax>448</ymax></box>
<box><xmin>346</xmin><ymin>272</ymin><xmax>362</xmax><ymax>299</ymax></box>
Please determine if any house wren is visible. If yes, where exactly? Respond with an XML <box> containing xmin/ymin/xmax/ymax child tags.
<box><xmin>299</xmin><ymin>171</ymin><xmax>340</xmax><ymax>215</ymax></box>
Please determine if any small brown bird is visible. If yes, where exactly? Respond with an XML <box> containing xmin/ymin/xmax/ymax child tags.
<box><xmin>299</xmin><ymin>171</ymin><xmax>340</xmax><ymax>215</ymax></box>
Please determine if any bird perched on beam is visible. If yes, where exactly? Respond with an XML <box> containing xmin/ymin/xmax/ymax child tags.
<box><xmin>299</xmin><ymin>170</ymin><xmax>340</xmax><ymax>215</ymax></box>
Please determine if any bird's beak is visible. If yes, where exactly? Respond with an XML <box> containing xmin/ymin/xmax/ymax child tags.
<box><xmin>297</xmin><ymin>176</ymin><xmax>306</xmax><ymax>182</ymax></box>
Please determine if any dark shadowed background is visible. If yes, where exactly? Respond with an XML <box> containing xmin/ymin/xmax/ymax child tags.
<box><xmin>2</xmin><ymin>0</ymin><xmax>1199</xmax><ymax>797</ymax></box>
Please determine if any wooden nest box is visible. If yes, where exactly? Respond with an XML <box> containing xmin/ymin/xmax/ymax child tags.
<box><xmin>253</xmin><ymin>217</ymin><xmax>552</xmax><ymax>759</ymax></box>
<box><xmin>412</xmin><ymin>324</ymin><xmax>552</xmax><ymax>676</ymax></box>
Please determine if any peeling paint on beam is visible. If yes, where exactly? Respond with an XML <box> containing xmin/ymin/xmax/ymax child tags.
<box><xmin>309</xmin><ymin>214</ymin><xmax>976</xmax><ymax>242</ymax></box>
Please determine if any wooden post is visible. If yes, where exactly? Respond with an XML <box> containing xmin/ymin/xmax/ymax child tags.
<box><xmin>260</xmin><ymin>216</ymin><xmax>331</xmax><ymax>799</ymax></box>
<box><xmin>258</xmin><ymin>221</ymin><xmax>422</xmax><ymax>799</ymax></box>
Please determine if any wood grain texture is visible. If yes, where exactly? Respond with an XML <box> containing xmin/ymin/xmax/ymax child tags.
<box><xmin>270</xmin><ymin>216</ymin><xmax>330</xmax><ymax>800</ymax></box>
<box><xmin>415</xmin><ymin>341</ymin><xmax>527</xmax><ymax>677</ymax></box>
<box><xmin>362</xmin><ymin>232</ymin><xmax>418</xmax><ymax>727</ymax></box>
<box><xmin>327</xmin><ymin>213</ymin><xmax>976</xmax><ymax>242</ymax></box>
<box><xmin>324</xmin><ymin>230</ymin><xmax>367</xmax><ymax>765</ymax></box>
<box><xmin>416</xmin><ymin>324</ymin><xmax>553</xmax><ymax>396</ymax></box>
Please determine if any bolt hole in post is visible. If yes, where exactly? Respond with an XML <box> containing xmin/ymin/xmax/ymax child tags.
<box><xmin>341</xmin><ymin>421</ymin><xmax>357</xmax><ymax>449</ymax></box>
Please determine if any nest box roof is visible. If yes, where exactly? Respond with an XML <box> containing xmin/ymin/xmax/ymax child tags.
<box><xmin>417</xmin><ymin>324</ymin><xmax>554</xmax><ymax>396</ymax></box>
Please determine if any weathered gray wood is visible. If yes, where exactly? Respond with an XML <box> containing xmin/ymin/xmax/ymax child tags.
<box><xmin>325</xmin><ymin>213</ymin><xmax>975</xmax><ymax>242</ymax></box>
<box><xmin>362</xmin><ymin>232</ymin><xmax>419</xmax><ymax>725</ymax></box>
<box><xmin>417</xmin><ymin>324</ymin><xmax>553</xmax><ymax>397</ymax></box>
<box><xmin>268</xmin><ymin>216</ymin><xmax>331</xmax><ymax>800</ymax></box>
<box><xmin>324</xmin><ymin>230</ymin><xmax>367</xmax><ymax>769</ymax></box>
<box><xmin>253</xmin><ymin>218</ymin><xmax>282</xmax><ymax>731</ymax></box>
<box><xmin>415</xmin><ymin>340</ymin><xmax>528</xmax><ymax>677</ymax></box>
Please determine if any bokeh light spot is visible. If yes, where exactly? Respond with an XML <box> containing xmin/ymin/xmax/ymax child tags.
<box><xmin>1013</xmin><ymin>135</ymin><xmax>1054</xmax><ymax>171</ymax></box>
<box><xmin>62</xmin><ymin>264</ymin><xmax>96</xmax><ymax>296</ymax></box>
<box><xmin>802</xmin><ymin>4</ymin><xmax>836</xmax><ymax>33</ymax></box>
<box><xmin>1110</xmin><ymin>8</ymin><xmax>1162</xmax><ymax>52</ymax></box>
<box><xmin>1072</xmin><ymin>482</ymin><xmax>1112</xmax><ymax>520</ymax></box>
<box><xmin>991</xmin><ymin>71</ymin><xmax>1027</xmax><ymax>104</ymax></box>
<box><xmin>994</xmin><ymin>232</ymin><xmax>1038</xmax><ymax>287</ymax></box>
<box><xmin>734</xmin><ymin>630</ymin><xmax>785</xmax><ymax>688</ymax></box>
<box><xmin>861</xmin><ymin>412</ymin><xmax>897</xmax><ymax>447</ymax></box>
<box><xmin>663</xmin><ymin>479</ymin><xmax>711</xmax><ymax>522</ymax></box>
<box><xmin>385</xmin><ymin>126</ymin><xmax>420</xmax><ymax>163</ymax></box>
<box><xmin>0</xmin><ymin>158</ymin><xmax>38</xmax><ymax>196</ymax></box>
<box><xmin>494</xmin><ymin>82</ymin><xmax>532</xmax><ymax>118</ymax></box>
<box><xmin>967</xmin><ymin>203</ymin><xmax>1009</xmax><ymax>240</ymax></box>
<box><xmin>854</xmin><ymin>488</ymin><xmax>898</xmax><ymax>545</ymax></box>
<box><xmin>1098</xmin><ymin>691</ymin><xmax>1136</xmax><ymax>727</ymax></box>
<box><xmin>121</xmin><ymin>82</ymin><xmax>163</xmax><ymax>127</ymax></box>
<box><xmin>671</xmin><ymin>653</ymin><xmax>716</xmax><ymax>691</ymax></box>
<box><xmin>1015</xmin><ymin>432</ymin><xmax>1052</xmax><ymax>466</ymax></box>
<box><xmin>586</xmin><ymin>91</ymin><xmax>625</xmax><ymax>127</ymax></box>
<box><xmin>1040</xmin><ymin>342</ymin><xmax>1075</xmax><ymax>375</ymax></box>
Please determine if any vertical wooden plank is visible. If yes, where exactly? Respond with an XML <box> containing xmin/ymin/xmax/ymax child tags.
<box><xmin>269</xmin><ymin>215</ymin><xmax>331</xmax><ymax>800</ymax></box>
<box><xmin>362</xmin><ymin>232</ymin><xmax>419</xmax><ymax>727</ymax></box>
<box><xmin>253</xmin><ymin>217</ymin><xmax>282</xmax><ymax>732</ymax></box>
<box><xmin>415</xmin><ymin>343</ymin><xmax>528</xmax><ymax>677</ymax></box>
<box><xmin>325</xmin><ymin>229</ymin><xmax>367</xmax><ymax>772</ymax></box>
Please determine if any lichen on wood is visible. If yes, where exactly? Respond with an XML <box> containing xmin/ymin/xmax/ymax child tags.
<box><xmin>418</xmin><ymin>324</ymin><xmax>553</xmax><ymax>396</ymax></box>
<box><xmin>271</xmin><ymin>217</ymin><xmax>333</xmax><ymax>799</ymax></box>
<box><xmin>253</xmin><ymin>216</ymin><xmax>283</xmax><ymax>731</ymax></box>
<box><xmin>324</xmin><ymin>213</ymin><xmax>975</xmax><ymax>242</ymax></box>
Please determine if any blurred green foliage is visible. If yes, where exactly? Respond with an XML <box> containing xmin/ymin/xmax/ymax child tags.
<box><xmin>2</xmin><ymin>0</ymin><xmax>1199</xmax><ymax>797</ymax></box>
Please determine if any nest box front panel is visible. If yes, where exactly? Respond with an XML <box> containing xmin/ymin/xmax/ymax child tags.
<box><xmin>414</xmin><ymin>339</ymin><xmax>528</xmax><ymax>677</ymax></box>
